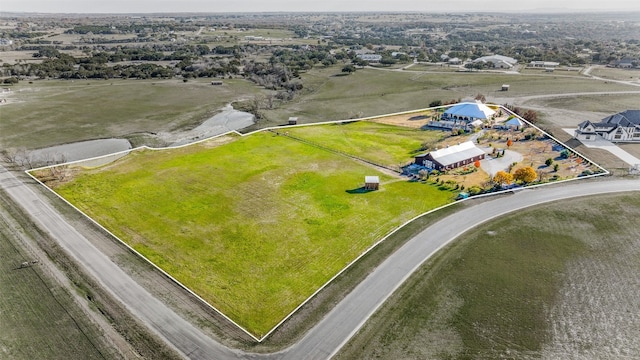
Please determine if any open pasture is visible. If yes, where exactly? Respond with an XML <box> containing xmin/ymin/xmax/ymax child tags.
<box><xmin>530</xmin><ymin>94</ymin><xmax>640</xmax><ymax>115</ymax></box>
<box><xmin>200</xmin><ymin>28</ymin><xmax>315</xmax><ymax>46</ymax></box>
<box><xmin>0</xmin><ymin>198</ymin><xmax>111</xmax><ymax>359</ymax></box>
<box><xmin>589</xmin><ymin>67</ymin><xmax>640</xmax><ymax>82</ymax></box>
<box><xmin>40</xmin><ymin>130</ymin><xmax>454</xmax><ymax>337</ymax></box>
<box><xmin>0</xmin><ymin>78</ymin><xmax>265</xmax><ymax>149</ymax></box>
<box><xmin>404</xmin><ymin>63</ymin><xmax>465</xmax><ymax>72</ymax></box>
<box><xmin>337</xmin><ymin>193</ymin><xmax>640</xmax><ymax>360</ymax></box>
<box><xmin>261</xmin><ymin>67</ymin><xmax>640</xmax><ymax>127</ymax></box>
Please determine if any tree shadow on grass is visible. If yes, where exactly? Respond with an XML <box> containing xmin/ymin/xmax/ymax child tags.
<box><xmin>346</xmin><ymin>187</ymin><xmax>376</xmax><ymax>194</ymax></box>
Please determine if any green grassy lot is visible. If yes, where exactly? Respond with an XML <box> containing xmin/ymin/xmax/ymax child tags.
<box><xmin>42</xmin><ymin>131</ymin><xmax>455</xmax><ymax>337</ymax></box>
<box><xmin>260</xmin><ymin>67</ymin><xmax>448</xmax><ymax>124</ymax></box>
<box><xmin>336</xmin><ymin>193</ymin><xmax>640</xmax><ymax>359</ymax></box>
<box><xmin>284</xmin><ymin>121</ymin><xmax>444</xmax><ymax>168</ymax></box>
<box><xmin>0</xmin><ymin>78</ymin><xmax>265</xmax><ymax>149</ymax></box>
<box><xmin>0</xmin><ymin>202</ymin><xmax>110</xmax><ymax>359</ymax></box>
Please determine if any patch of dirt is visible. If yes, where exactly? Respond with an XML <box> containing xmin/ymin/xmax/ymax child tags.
<box><xmin>619</xmin><ymin>143</ymin><xmax>640</xmax><ymax>159</ymax></box>
<box><xmin>438</xmin><ymin>167</ymin><xmax>489</xmax><ymax>188</ymax></box>
<box><xmin>369</xmin><ymin>110</ymin><xmax>438</xmax><ymax>128</ymax></box>
<box><xmin>542</xmin><ymin>232</ymin><xmax>640</xmax><ymax>359</ymax></box>
<box><xmin>198</xmin><ymin>134</ymin><xmax>239</xmax><ymax>148</ymax></box>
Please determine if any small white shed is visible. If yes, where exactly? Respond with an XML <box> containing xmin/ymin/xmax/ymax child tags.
<box><xmin>364</xmin><ymin>176</ymin><xmax>380</xmax><ymax>190</ymax></box>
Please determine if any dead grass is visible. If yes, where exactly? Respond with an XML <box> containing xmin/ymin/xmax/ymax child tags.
<box><xmin>589</xmin><ymin>67</ymin><xmax>640</xmax><ymax>82</ymax></box>
<box><xmin>368</xmin><ymin>110</ymin><xmax>438</xmax><ymax>128</ymax></box>
<box><xmin>438</xmin><ymin>168</ymin><xmax>489</xmax><ymax>189</ymax></box>
<box><xmin>619</xmin><ymin>143</ymin><xmax>640</xmax><ymax>159</ymax></box>
<box><xmin>337</xmin><ymin>193</ymin><xmax>640</xmax><ymax>360</ymax></box>
<box><xmin>0</xmin><ymin>51</ymin><xmax>38</xmax><ymax>65</ymax></box>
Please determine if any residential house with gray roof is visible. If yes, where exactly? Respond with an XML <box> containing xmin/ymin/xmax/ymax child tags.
<box><xmin>575</xmin><ymin>110</ymin><xmax>640</xmax><ymax>142</ymax></box>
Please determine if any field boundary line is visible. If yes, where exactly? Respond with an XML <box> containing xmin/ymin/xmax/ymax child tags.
<box><xmin>23</xmin><ymin>171</ymin><xmax>262</xmax><ymax>342</ymax></box>
<box><xmin>500</xmin><ymin>106</ymin><xmax>609</xmax><ymax>175</ymax></box>
<box><xmin>24</xmin><ymin>104</ymin><xmax>609</xmax><ymax>342</ymax></box>
<box><xmin>326</xmin><ymin>182</ymin><xmax>638</xmax><ymax>360</ymax></box>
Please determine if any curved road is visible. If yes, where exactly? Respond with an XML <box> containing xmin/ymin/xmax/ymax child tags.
<box><xmin>1</xmin><ymin>164</ymin><xmax>638</xmax><ymax>359</ymax></box>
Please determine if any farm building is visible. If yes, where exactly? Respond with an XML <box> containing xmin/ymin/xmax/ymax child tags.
<box><xmin>574</xmin><ymin>110</ymin><xmax>640</xmax><ymax>142</ymax></box>
<box><xmin>429</xmin><ymin>101</ymin><xmax>496</xmax><ymax>131</ymax></box>
<box><xmin>415</xmin><ymin>141</ymin><xmax>486</xmax><ymax>171</ymax></box>
<box><xmin>288</xmin><ymin>117</ymin><xmax>298</xmax><ymax>125</ymax></box>
<box><xmin>364</xmin><ymin>176</ymin><xmax>380</xmax><ymax>190</ymax></box>
<box><xmin>472</xmin><ymin>55</ymin><xmax>518</xmax><ymax>69</ymax></box>
<box><xmin>529</xmin><ymin>61</ymin><xmax>560</xmax><ymax>68</ymax></box>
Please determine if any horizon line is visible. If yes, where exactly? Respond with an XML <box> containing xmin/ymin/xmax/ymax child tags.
<box><xmin>2</xmin><ymin>8</ymin><xmax>640</xmax><ymax>16</ymax></box>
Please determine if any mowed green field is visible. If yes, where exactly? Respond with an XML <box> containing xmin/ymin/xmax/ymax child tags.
<box><xmin>0</xmin><ymin>205</ymin><xmax>109</xmax><ymax>359</ymax></box>
<box><xmin>337</xmin><ymin>193</ymin><xmax>640</xmax><ymax>359</ymax></box>
<box><xmin>44</xmin><ymin>129</ymin><xmax>454</xmax><ymax>337</ymax></box>
<box><xmin>285</xmin><ymin>121</ymin><xmax>444</xmax><ymax>167</ymax></box>
<box><xmin>0</xmin><ymin>78</ymin><xmax>265</xmax><ymax>149</ymax></box>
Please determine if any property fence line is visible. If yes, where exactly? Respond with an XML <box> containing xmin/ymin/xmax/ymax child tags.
<box><xmin>23</xmin><ymin>171</ymin><xmax>262</xmax><ymax>342</ymax></box>
<box><xmin>500</xmin><ymin>106</ymin><xmax>609</xmax><ymax>175</ymax></box>
<box><xmin>22</xmin><ymin>103</ymin><xmax>611</xmax><ymax>343</ymax></box>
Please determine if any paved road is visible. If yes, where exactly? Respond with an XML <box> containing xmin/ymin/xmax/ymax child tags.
<box><xmin>0</xmin><ymin>165</ymin><xmax>244</xmax><ymax>360</ymax></box>
<box><xmin>280</xmin><ymin>177</ymin><xmax>640</xmax><ymax>359</ymax></box>
<box><xmin>1</xmin><ymin>164</ymin><xmax>638</xmax><ymax>359</ymax></box>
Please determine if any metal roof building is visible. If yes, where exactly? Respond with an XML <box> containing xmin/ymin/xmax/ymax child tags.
<box><xmin>443</xmin><ymin>102</ymin><xmax>496</xmax><ymax>120</ymax></box>
<box><xmin>415</xmin><ymin>141</ymin><xmax>486</xmax><ymax>171</ymax></box>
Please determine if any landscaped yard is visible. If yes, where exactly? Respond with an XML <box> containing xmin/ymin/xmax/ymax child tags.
<box><xmin>36</xmin><ymin>130</ymin><xmax>455</xmax><ymax>338</ymax></box>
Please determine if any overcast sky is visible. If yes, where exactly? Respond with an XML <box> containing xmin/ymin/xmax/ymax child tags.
<box><xmin>2</xmin><ymin>0</ymin><xmax>639</xmax><ymax>13</ymax></box>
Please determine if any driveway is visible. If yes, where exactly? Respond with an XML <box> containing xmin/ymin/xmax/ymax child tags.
<box><xmin>562</xmin><ymin>128</ymin><xmax>640</xmax><ymax>166</ymax></box>
<box><xmin>479</xmin><ymin>148</ymin><xmax>523</xmax><ymax>176</ymax></box>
